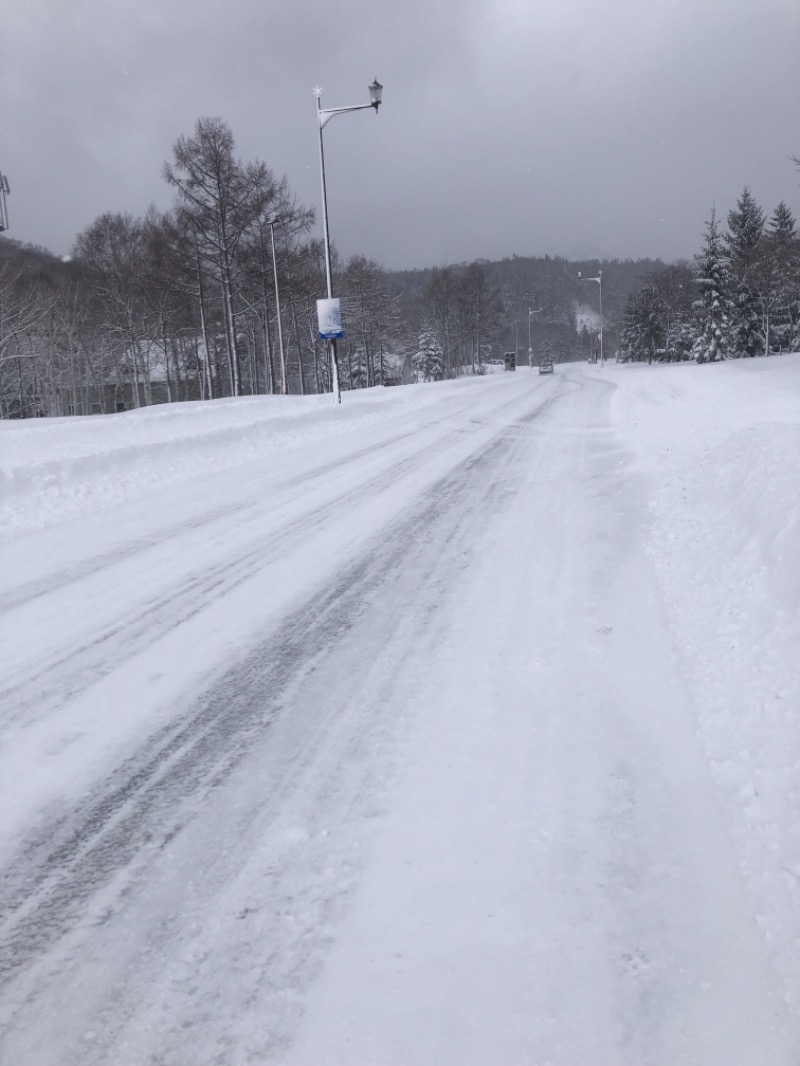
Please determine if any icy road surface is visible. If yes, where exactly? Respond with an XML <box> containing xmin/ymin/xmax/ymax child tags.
<box><xmin>0</xmin><ymin>366</ymin><xmax>795</xmax><ymax>1064</ymax></box>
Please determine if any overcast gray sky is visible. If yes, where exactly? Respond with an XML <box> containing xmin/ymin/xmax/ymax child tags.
<box><xmin>2</xmin><ymin>0</ymin><xmax>799</xmax><ymax>269</ymax></box>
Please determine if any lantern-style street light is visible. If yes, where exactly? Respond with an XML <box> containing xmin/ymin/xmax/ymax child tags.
<box><xmin>314</xmin><ymin>78</ymin><xmax>383</xmax><ymax>403</ymax></box>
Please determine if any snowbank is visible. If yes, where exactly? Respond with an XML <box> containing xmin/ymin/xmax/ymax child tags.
<box><xmin>595</xmin><ymin>353</ymin><xmax>800</xmax><ymax>1010</ymax></box>
<box><xmin>0</xmin><ymin>379</ymin><xmax>485</xmax><ymax>536</ymax></box>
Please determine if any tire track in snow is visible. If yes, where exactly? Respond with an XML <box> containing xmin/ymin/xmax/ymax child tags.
<box><xmin>0</xmin><ymin>409</ymin><xmax>537</xmax><ymax>1022</ymax></box>
<box><xmin>0</xmin><ymin>380</ymin><xmax>533</xmax><ymax>612</ymax></box>
<box><xmin>0</xmin><ymin>386</ymin><xmax>543</xmax><ymax>729</ymax></box>
<box><xmin>0</xmin><ymin>426</ymin><xmax>422</xmax><ymax>612</ymax></box>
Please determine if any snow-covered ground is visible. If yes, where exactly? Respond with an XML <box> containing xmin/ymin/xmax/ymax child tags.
<box><xmin>0</xmin><ymin>358</ymin><xmax>797</xmax><ymax>1064</ymax></box>
<box><xmin>594</xmin><ymin>354</ymin><xmax>800</xmax><ymax>1020</ymax></box>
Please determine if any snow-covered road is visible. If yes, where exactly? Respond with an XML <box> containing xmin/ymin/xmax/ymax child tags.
<box><xmin>0</xmin><ymin>365</ymin><xmax>797</xmax><ymax>1064</ymax></box>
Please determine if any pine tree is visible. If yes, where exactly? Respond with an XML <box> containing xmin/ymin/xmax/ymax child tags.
<box><xmin>724</xmin><ymin>187</ymin><xmax>765</xmax><ymax>357</ymax></box>
<box><xmin>617</xmin><ymin>303</ymin><xmax>640</xmax><ymax>363</ymax></box>
<box><xmin>692</xmin><ymin>207</ymin><xmax>729</xmax><ymax>363</ymax></box>
<box><xmin>653</xmin><ymin>264</ymin><xmax>695</xmax><ymax>362</ymax></box>
<box><xmin>637</xmin><ymin>282</ymin><xmax>665</xmax><ymax>363</ymax></box>
<box><xmin>766</xmin><ymin>202</ymin><xmax>800</xmax><ymax>352</ymax></box>
<box><xmin>618</xmin><ymin>281</ymin><xmax>664</xmax><ymax>363</ymax></box>
<box><xmin>412</xmin><ymin>327</ymin><xmax>444</xmax><ymax>382</ymax></box>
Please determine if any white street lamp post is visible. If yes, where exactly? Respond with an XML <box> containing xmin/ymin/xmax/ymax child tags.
<box><xmin>266</xmin><ymin>218</ymin><xmax>287</xmax><ymax>395</ymax></box>
<box><xmin>578</xmin><ymin>270</ymin><xmax>603</xmax><ymax>366</ymax></box>
<box><xmin>528</xmin><ymin>307</ymin><xmax>543</xmax><ymax>368</ymax></box>
<box><xmin>314</xmin><ymin>78</ymin><xmax>383</xmax><ymax>404</ymax></box>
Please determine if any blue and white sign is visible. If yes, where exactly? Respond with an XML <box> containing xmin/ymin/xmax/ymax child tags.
<box><xmin>317</xmin><ymin>298</ymin><xmax>344</xmax><ymax>340</ymax></box>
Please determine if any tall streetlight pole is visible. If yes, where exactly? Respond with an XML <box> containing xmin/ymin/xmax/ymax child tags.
<box><xmin>314</xmin><ymin>78</ymin><xmax>383</xmax><ymax>404</ymax></box>
<box><xmin>578</xmin><ymin>270</ymin><xmax>603</xmax><ymax>366</ymax></box>
<box><xmin>528</xmin><ymin>307</ymin><xmax>543</xmax><ymax>368</ymax></box>
<box><xmin>265</xmin><ymin>218</ymin><xmax>287</xmax><ymax>394</ymax></box>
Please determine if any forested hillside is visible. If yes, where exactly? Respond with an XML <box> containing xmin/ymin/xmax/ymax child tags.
<box><xmin>384</xmin><ymin>255</ymin><xmax>665</xmax><ymax>369</ymax></box>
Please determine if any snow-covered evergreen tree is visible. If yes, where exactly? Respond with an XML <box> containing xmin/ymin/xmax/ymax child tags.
<box><xmin>724</xmin><ymin>187</ymin><xmax>765</xmax><ymax>357</ymax></box>
<box><xmin>636</xmin><ymin>282</ymin><xmax>665</xmax><ymax>363</ymax></box>
<box><xmin>651</xmin><ymin>264</ymin><xmax>695</xmax><ymax>362</ymax></box>
<box><xmin>670</xmin><ymin>319</ymin><xmax>696</xmax><ymax>362</ymax></box>
<box><xmin>617</xmin><ymin>304</ymin><xmax>639</xmax><ymax>363</ymax></box>
<box><xmin>767</xmin><ymin>201</ymin><xmax>800</xmax><ymax>352</ymax></box>
<box><xmin>616</xmin><ymin>263</ymin><xmax>694</xmax><ymax>364</ymax></box>
<box><xmin>412</xmin><ymin>327</ymin><xmax>444</xmax><ymax>382</ymax></box>
<box><xmin>618</xmin><ymin>281</ymin><xmax>664</xmax><ymax>363</ymax></box>
<box><xmin>348</xmin><ymin>344</ymin><xmax>370</xmax><ymax>389</ymax></box>
<box><xmin>692</xmin><ymin>207</ymin><xmax>729</xmax><ymax>363</ymax></box>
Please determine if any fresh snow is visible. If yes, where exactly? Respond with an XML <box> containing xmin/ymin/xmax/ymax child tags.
<box><xmin>0</xmin><ymin>358</ymin><xmax>798</xmax><ymax>1064</ymax></box>
<box><xmin>595</xmin><ymin>355</ymin><xmax>800</xmax><ymax>1020</ymax></box>
<box><xmin>0</xmin><ymin>383</ymin><xmax>457</xmax><ymax>536</ymax></box>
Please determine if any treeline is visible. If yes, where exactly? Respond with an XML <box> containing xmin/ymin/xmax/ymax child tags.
<box><xmin>0</xmin><ymin>118</ymin><xmax>408</xmax><ymax>418</ymax></box>
<box><xmin>386</xmin><ymin>254</ymin><xmax>667</xmax><ymax>372</ymax></box>
<box><xmin>619</xmin><ymin>187</ymin><xmax>800</xmax><ymax>364</ymax></box>
<box><xmin>0</xmin><ymin>114</ymin><xmax>671</xmax><ymax>418</ymax></box>
<box><xmin>4</xmin><ymin>117</ymin><xmax>795</xmax><ymax>417</ymax></box>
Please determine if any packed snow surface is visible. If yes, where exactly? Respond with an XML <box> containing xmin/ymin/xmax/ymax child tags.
<box><xmin>0</xmin><ymin>358</ymin><xmax>798</xmax><ymax>1064</ymax></box>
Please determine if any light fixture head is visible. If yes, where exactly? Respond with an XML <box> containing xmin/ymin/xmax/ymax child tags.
<box><xmin>369</xmin><ymin>78</ymin><xmax>383</xmax><ymax>110</ymax></box>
